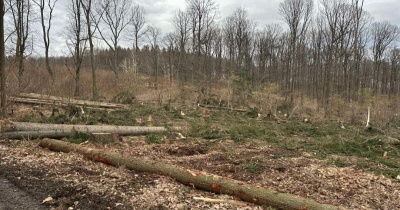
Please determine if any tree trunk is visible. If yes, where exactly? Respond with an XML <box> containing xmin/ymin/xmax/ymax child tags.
<box><xmin>0</xmin><ymin>0</ymin><xmax>6</xmax><ymax>118</ymax></box>
<box><xmin>74</xmin><ymin>65</ymin><xmax>81</xmax><ymax>97</ymax></box>
<box><xmin>1</xmin><ymin>121</ymin><xmax>181</xmax><ymax>139</ymax></box>
<box><xmin>38</xmin><ymin>139</ymin><xmax>343</xmax><ymax>210</ymax></box>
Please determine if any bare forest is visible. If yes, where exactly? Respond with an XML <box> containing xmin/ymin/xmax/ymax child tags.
<box><xmin>1</xmin><ymin>0</ymin><xmax>400</xmax><ymax>209</ymax></box>
<box><xmin>0</xmin><ymin>0</ymin><xmax>397</xmax><ymax>111</ymax></box>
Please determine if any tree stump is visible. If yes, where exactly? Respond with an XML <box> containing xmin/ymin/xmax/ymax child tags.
<box><xmin>90</xmin><ymin>133</ymin><xmax>120</xmax><ymax>143</ymax></box>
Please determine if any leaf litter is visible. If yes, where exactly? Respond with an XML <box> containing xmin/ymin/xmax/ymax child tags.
<box><xmin>0</xmin><ymin>136</ymin><xmax>399</xmax><ymax>209</ymax></box>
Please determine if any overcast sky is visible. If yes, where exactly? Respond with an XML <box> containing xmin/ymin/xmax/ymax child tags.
<box><xmin>47</xmin><ymin>0</ymin><xmax>400</xmax><ymax>56</ymax></box>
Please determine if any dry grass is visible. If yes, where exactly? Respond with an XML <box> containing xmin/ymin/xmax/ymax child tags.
<box><xmin>5</xmin><ymin>62</ymin><xmax>400</xmax><ymax>126</ymax></box>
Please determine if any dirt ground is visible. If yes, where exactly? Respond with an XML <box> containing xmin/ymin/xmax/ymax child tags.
<box><xmin>0</xmin><ymin>176</ymin><xmax>47</xmax><ymax>210</ymax></box>
<box><xmin>1</xmin><ymin>135</ymin><xmax>399</xmax><ymax>210</ymax></box>
<box><xmin>1</xmin><ymin>101</ymin><xmax>399</xmax><ymax>209</ymax></box>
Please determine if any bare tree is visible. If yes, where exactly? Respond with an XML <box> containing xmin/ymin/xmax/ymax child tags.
<box><xmin>8</xmin><ymin>0</ymin><xmax>33</xmax><ymax>91</ymax></box>
<box><xmin>223</xmin><ymin>12</ymin><xmax>236</xmax><ymax>78</ymax></box>
<box><xmin>130</xmin><ymin>3</ymin><xmax>147</xmax><ymax>52</ymax></box>
<box><xmin>223</xmin><ymin>7</ymin><xmax>256</xmax><ymax>104</ymax></box>
<box><xmin>173</xmin><ymin>10</ymin><xmax>190</xmax><ymax>83</ymax></box>
<box><xmin>65</xmin><ymin>0</ymin><xmax>87</xmax><ymax>97</ymax></box>
<box><xmin>129</xmin><ymin>3</ymin><xmax>147</xmax><ymax>75</ymax></box>
<box><xmin>349</xmin><ymin>0</ymin><xmax>366</xmax><ymax>100</ymax></box>
<box><xmin>313</xmin><ymin>0</ymin><xmax>371</xmax><ymax>104</ymax></box>
<box><xmin>278</xmin><ymin>0</ymin><xmax>313</xmax><ymax>103</ymax></box>
<box><xmin>146</xmin><ymin>26</ymin><xmax>161</xmax><ymax>90</ymax></box>
<box><xmin>371</xmin><ymin>21</ymin><xmax>399</xmax><ymax>94</ymax></box>
<box><xmin>97</xmin><ymin>0</ymin><xmax>132</xmax><ymax>78</ymax></box>
<box><xmin>389</xmin><ymin>47</ymin><xmax>400</xmax><ymax>97</ymax></box>
<box><xmin>320</xmin><ymin>0</ymin><xmax>354</xmax><ymax>102</ymax></box>
<box><xmin>174</xmin><ymin>10</ymin><xmax>190</xmax><ymax>54</ymax></box>
<box><xmin>308</xmin><ymin>17</ymin><xmax>325</xmax><ymax>100</ymax></box>
<box><xmin>163</xmin><ymin>32</ymin><xmax>177</xmax><ymax>84</ymax></box>
<box><xmin>212</xmin><ymin>27</ymin><xmax>223</xmax><ymax>80</ymax></box>
<box><xmin>80</xmin><ymin>0</ymin><xmax>104</xmax><ymax>99</ymax></box>
<box><xmin>187</xmin><ymin>0</ymin><xmax>217</xmax><ymax>54</ymax></box>
<box><xmin>186</xmin><ymin>0</ymin><xmax>218</xmax><ymax>83</ymax></box>
<box><xmin>255</xmin><ymin>23</ymin><xmax>282</xmax><ymax>86</ymax></box>
<box><xmin>0</xmin><ymin>0</ymin><xmax>6</xmax><ymax>118</ymax></box>
<box><xmin>224</xmin><ymin>8</ymin><xmax>255</xmax><ymax>68</ymax></box>
<box><xmin>32</xmin><ymin>0</ymin><xmax>58</xmax><ymax>79</ymax></box>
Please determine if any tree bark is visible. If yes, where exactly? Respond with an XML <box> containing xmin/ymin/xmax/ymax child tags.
<box><xmin>38</xmin><ymin>139</ymin><xmax>343</xmax><ymax>210</ymax></box>
<box><xmin>1</xmin><ymin>121</ymin><xmax>180</xmax><ymax>139</ymax></box>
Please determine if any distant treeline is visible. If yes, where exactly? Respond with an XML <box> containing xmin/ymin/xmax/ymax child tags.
<box><xmin>4</xmin><ymin>0</ymin><xmax>400</xmax><ymax>106</ymax></box>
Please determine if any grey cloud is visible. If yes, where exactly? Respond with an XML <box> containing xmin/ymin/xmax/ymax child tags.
<box><xmin>135</xmin><ymin>0</ymin><xmax>186</xmax><ymax>33</ymax></box>
<box><xmin>364</xmin><ymin>0</ymin><xmax>400</xmax><ymax>26</ymax></box>
<box><xmin>219</xmin><ymin>0</ymin><xmax>283</xmax><ymax>26</ymax></box>
<box><xmin>32</xmin><ymin>0</ymin><xmax>400</xmax><ymax>56</ymax></box>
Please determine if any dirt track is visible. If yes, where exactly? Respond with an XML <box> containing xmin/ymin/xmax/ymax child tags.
<box><xmin>0</xmin><ymin>176</ymin><xmax>46</xmax><ymax>210</ymax></box>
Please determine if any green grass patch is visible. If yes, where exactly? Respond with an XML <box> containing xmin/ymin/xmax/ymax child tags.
<box><xmin>229</xmin><ymin>123</ymin><xmax>269</xmax><ymax>142</ymax></box>
<box><xmin>243</xmin><ymin>162</ymin><xmax>263</xmax><ymax>174</ymax></box>
<box><xmin>282</xmin><ymin>121</ymin><xmax>338</xmax><ymax>137</ymax></box>
<box><xmin>329</xmin><ymin>158</ymin><xmax>352</xmax><ymax>168</ymax></box>
<box><xmin>304</xmin><ymin>134</ymin><xmax>400</xmax><ymax>178</ymax></box>
<box><xmin>146</xmin><ymin>134</ymin><xmax>163</xmax><ymax>144</ymax></box>
<box><xmin>100</xmin><ymin>109</ymin><xmax>138</xmax><ymax>125</ymax></box>
<box><xmin>189</xmin><ymin>119</ymin><xmax>224</xmax><ymax>139</ymax></box>
<box><xmin>69</xmin><ymin>131</ymin><xmax>91</xmax><ymax>144</ymax></box>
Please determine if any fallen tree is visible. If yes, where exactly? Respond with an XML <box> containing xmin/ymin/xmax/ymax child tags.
<box><xmin>198</xmin><ymin>104</ymin><xmax>249</xmax><ymax>112</ymax></box>
<box><xmin>38</xmin><ymin>139</ymin><xmax>343</xmax><ymax>210</ymax></box>
<box><xmin>1</xmin><ymin>121</ymin><xmax>180</xmax><ymax>139</ymax></box>
<box><xmin>8</xmin><ymin>97</ymin><xmax>116</xmax><ymax>111</ymax></box>
<box><xmin>10</xmin><ymin>93</ymin><xmax>128</xmax><ymax>110</ymax></box>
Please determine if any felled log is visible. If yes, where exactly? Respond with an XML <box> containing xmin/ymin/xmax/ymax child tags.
<box><xmin>38</xmin><ymin>139</ymin><xmax>343</xmax><ymax>210</ymax></box>
<box><xmin>1</xmin><ymin>121</ymin><xmax>180</xmax><ymax>139</ymax></box>
<box><xmin>13</xmin><ymin>93</ymin><xmax>128</xmax><ymax>109</ymax></box>
<box><xmin>197</xmin><ymin>104</ymin><xmax>248</xmax><ymax>112</ymax></box>
<box><xmin>8</xmin><ymin>97</ymin><xmax>116</xmax><ymax>112</ymax></box>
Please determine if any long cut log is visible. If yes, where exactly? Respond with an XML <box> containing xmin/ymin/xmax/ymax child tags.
<box><xmin>38</xmin><ymin>139</ymin><xmax>343</xmax><ymax>210</ymax></box>
<box><xmin>8</xmin><ymin>97</ymin><xmax>116</xmax><ymax>111</ymax></box>
<box><xmin>1</xmin><ymin>121</ymin><xmax>180</xmax><ymax>139</ymax></box>
<box><xmin>198</xmin><ymin>104</ymin><xmax>249</xmax><ymax>112</ymax></box>
<box><xmin>17</xmin><ymin>93</ymin><xmax>128</xmax><ymax>109</ymax></box>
